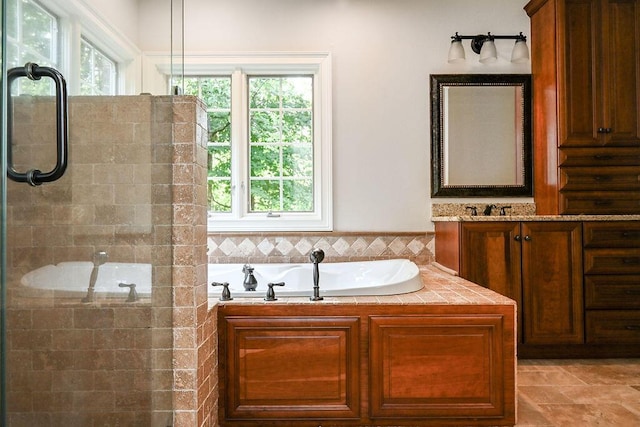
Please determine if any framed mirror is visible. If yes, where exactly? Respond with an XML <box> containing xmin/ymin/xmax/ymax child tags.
<box><xmin>430</xmin><ymin>74</ymin><xmax>532</xmax><ymax>197</ymax></box>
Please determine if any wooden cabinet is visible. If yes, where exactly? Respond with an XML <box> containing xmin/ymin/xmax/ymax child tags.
<box><xmin>218</xmin><ymin>304</ymin><xmax>516</xmax><ymax>426</ymax></box>
<box><xmin>525</xmin><ymin>0</ymin><xmax>640</xmax><ymax>214</ymax></box>
<box><xmin>520</xmin><ymin>222</ymin><xmax>584</xmax><ymax>346</ymax></box>
<box><xmin>446</xmin><ymin>221</ymin><xmax>583</xmax><ymax>350</ymax></box>
<box><xmin>369</xmin><ymin>315</ymin><xmax>508</xmax><ymax>420</ymax></box>
<box><xmin>436</xmin><ymin>219</ymin><xmax>640</xmax><ymax>357</ymax></box>
<box><xmin>220</xmin><ymin>315</ymin><xmax>361</xmax><ymax>421</ymax></box>
<box><xmin>583</xmin><ymin>222</ymin><xmax>640</xmax><ymax>344</ymax></box>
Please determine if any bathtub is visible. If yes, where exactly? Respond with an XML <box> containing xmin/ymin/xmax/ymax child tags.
<box><xmin>19</xmin><ymin>262</ymin><xmax>152</xmax><ymax>299</ymax></box>
<box><xmin>208</xmin><ymin>259</ymin><xmax>423</xmax><ymax>298</ymax></box>
<box><xmin>19</xmin><ymin>259</ymin><xmax>423</xmax><ymax>300</ymax></box>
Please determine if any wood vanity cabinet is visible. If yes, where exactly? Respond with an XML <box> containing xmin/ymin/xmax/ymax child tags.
<box><xmin>436</xmin><ymin>221</ymin><xmax>584</xmax><ymax>356</ymax></box>
<box><xmin>525</xmin><ymin>0</ymin><xmax>640</xmax><ymax>214</ymax></box>
<box><xmin>583</xmin><ymin>222</ymin><xmax>640</xmax><ymax>344</ymax></box>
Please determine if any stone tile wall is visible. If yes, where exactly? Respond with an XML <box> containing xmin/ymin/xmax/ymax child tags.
<box><xmin>3</xmin><ymin>95</ymin><xmax>206</xmax><ymax>426</ymax></box>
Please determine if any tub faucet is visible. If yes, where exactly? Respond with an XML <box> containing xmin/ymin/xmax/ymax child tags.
<box><xmin>82</xmin><ymin>250</ymin><xmax>108</xmax><ymax>303</ymax></box>
<box><xmin>309</xmin><ymin>248</ymin><xmax>325</xmax><ymax>301</ymax></box>
<box><xmin>242</xmin><ymin>264</ymin><xmax>258</xmax><ymax>291</ymax></box>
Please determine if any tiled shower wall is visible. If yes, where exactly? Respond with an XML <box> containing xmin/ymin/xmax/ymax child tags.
<box><xmin>207</xmin><ymin>232</ymin><xmax>435</xmax><ymax>266</ymax></box>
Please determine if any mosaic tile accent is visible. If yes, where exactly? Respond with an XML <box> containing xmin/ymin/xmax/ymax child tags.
<box><xmin>208</xmin><ymin>232</ymin><xmax>435</xmax><ymax>265</ymax></box>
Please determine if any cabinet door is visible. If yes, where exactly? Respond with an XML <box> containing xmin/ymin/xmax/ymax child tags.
<box><xmin>221</xmin><ymin>316</ymin><xmax>360</xmax><ymax>421</ymax></box>
<box><xmin>369</xmin><ymin>315</ymin><xmax>513</xmax><ymax>422</ymax></box>
<box><xmin>460</xmin><ymin>222</ymin><xmax>522</xmax><ymax>323</ymax></box>
<box><xmin>601</xmin><ymin>0</ymin><xmax>640</xmax><ymax>146</ymax></box>
<box><xmin>560</xmin><ymin>0</ymin><xmax>640</xmax><ymax>147</ymax></box>
<box><xmin>521</xmin><ymin>222</ymin><xmax>584</xmax><ymax>344</ymax></box>
<box><xmin>559</xmin><ymin>0</ymin><xmax>601</xmax><ymax>147</ymax></box>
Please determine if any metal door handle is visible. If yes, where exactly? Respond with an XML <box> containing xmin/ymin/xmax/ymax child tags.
<box><xmin>7</xmin><ymin>62</ymin><xmax>68</xmax><ymax>186</ymax></box>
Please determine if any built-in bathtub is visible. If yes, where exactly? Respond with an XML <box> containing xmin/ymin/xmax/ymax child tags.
<box><xmin>208</xmin><ymin>259</ymin><xmax>423</xmax><ymax>298</ymax></box>
<box><xmin>19</xmin><ymin>259</ymin><xmax>423</xmax><ymax>300</ymax></box>
<box><xmin>19</xmin><ymin>262</ymin><xmax>152</xmax><ymax>299</ymax></box>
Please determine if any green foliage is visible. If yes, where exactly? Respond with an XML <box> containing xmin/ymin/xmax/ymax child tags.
<box><xmin>185</xmin><ymin>75</ymin><xmax>314</xmax><ymax>214</ymax></box>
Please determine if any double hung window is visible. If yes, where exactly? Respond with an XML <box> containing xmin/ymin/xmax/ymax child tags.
<box><xmin>182</xmin><ymin>54</ymin><xmax>332</xmax><ymax>231</ymax></box>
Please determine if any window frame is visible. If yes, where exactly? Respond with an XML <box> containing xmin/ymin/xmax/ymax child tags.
<box><xmin>179</xmin><ymin>53</ymin><xmax>332</xmax><ymax>232</ymax></box>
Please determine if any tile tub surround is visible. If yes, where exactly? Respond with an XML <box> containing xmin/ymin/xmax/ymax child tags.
<box><xmin>207</xmin><ymin>231</ymin><xmax>435</xmax><ymax>266</ymax></box>
<box><xmin>213</xmin><ymin>264</ymin><xmax>516</xmax><ymax>306</ymax></box>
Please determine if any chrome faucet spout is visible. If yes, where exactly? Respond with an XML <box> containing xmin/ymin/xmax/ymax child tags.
<box><xmin>309</xmin><ymin>248</ymin><xmax>325</xmax><ymax>301</ymax></box>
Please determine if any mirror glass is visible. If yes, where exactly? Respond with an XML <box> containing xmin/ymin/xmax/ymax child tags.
<box><xmin>430</xmin><ymin>74</ymin><xmax>532</xmax><ymax>197</ymax></box>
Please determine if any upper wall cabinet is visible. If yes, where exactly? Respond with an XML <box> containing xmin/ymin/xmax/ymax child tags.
<box><xmin>526</xmin><ymin>0</ymin><xmax>640</xmax><ymax>214</ymax></box>
<box><xmin>560</xmin><ymin>0</ymin><xmax>640</xmax><ymax>148</ymax></box>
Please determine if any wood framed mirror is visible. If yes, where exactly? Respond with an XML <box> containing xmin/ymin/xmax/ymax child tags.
<box><xmin>430</xmin><ymin>74</ymin><xmax>532</xmax><ymax>197</ymax></box>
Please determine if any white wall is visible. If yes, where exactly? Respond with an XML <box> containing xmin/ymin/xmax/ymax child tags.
<box><xmin>137</xmin><ymin>0</ymin><xmax>532</xmax><ymax>232</ymax></box>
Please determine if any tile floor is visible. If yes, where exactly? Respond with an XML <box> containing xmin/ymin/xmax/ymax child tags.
<box><xmin>517</xmin><ymin>359</ymin><xmax>640</xmax><ymax>426</ymax></box>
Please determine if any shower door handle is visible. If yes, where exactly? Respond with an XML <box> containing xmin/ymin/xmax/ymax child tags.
<box><xmin>7</xmin><ymin>63</ymin><xmax>68</xmax><ymax>186</ymax></box>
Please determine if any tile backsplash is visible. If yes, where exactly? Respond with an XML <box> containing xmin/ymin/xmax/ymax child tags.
<box><xmin>208</xmin><ymin>232</ymin><xmax>435</xmax><ymax>265</ymax></box>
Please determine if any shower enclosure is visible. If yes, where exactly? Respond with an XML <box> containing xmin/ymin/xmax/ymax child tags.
<box><xmin>1</xmin><ymin>1</ymin><xmax>211</xmax><ymax>425</ymax></box>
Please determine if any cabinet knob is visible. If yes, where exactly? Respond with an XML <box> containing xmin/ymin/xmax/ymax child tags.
<box><xmin>597</xmin><ymin>127</ymin><xmax>613</xmax><ymax>133</ymax></box>
<box><xmin>524</xmin><ymin>235</ymin><xmax>532</xmax><ymax>241</ymax></box>
<box><xmin>514</xmin><ymin>235</ymin><xmax>521</xmax><ymax>241</ymax></box>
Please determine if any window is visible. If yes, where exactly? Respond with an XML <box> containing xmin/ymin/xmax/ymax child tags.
<box><xmin>6</xmin><ymin>0</ymin><xmax>59</xmax><ymax>95</ymax></box>
<box><xmin>6</xmin><ymin>0</ymin><xmax>130</xmax><ymax>96</ymax></box>
<box><xmin>80</xmin><ymin>38</ymin><xmax>118</xmax><ymax>95</ymax></box>
<box><xmin>180</xmin><ymin>53</ymin><xmax>332</xmax><ymax>231</ymax></box>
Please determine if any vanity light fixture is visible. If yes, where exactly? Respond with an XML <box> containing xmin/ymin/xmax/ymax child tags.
<box><xmin>448</xmin><ymin>32</ymin><xmax>529</xmax><ymax>64</ymax></box>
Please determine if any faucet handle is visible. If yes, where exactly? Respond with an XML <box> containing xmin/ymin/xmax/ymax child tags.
<box><xmin>465</xmin><ymin>206</ymin><xmax>478</xmax><ymax>216</ymax></box>
<box><xmin>264</xmin><ymin>282</ymin><xmax>285</xmax><ymax>301</ymax></box>
<box><xmin>500</xmin><ymin>205</ymin><xmax>512</xmax><ymax>216</ymax></box>
<box><xmin>211</xmin><ymin>281</ymin><xmax>233</xmax><ymax>301</ymax></box>
<box><xmin>118</xmin><ymin>283</ymin><xmax>138</xmax><ymax>302</ymax></box>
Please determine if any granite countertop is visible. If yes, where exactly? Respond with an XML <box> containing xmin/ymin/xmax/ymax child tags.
<box><xmin>210</xmin><ymin>265</ymin><xmax>516</xmax><ymax>307</ymax></box>
<box><xmin>430</xmin><ymin>202</ymin><xmax>640</xmax><ymax>222</ymax></box>
<box><xmin>432</xmin><ymin>214</ymin><xmax>640</xmax><ymax>222</ymax></box>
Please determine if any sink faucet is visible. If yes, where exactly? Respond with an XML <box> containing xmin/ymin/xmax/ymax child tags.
<box><xmin>483</xmin><ymin>204</ymin><xmax>497</xmax><ymax>216</ymax></box>
<box><xmin>242</xmin><ymin>264</ymin><xmax>258</xmax><ymax>291</ymax></box>
<box><xmin>309</xmin><ymin>248</ymin><xmax>325</xmax><ymax>301</ymax></box>
<box><xmin>82</xmin><ymin>250</ymin><xmax>108</xmax><ymax>303</ymax></box>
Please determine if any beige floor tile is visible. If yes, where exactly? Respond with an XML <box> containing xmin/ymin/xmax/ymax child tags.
<box><xmin>516</xmin><ymin>359</ymin><xmax>640</xmax><ymax>426</ymax></box>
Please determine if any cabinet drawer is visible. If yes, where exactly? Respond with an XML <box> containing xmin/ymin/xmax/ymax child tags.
<box><xmin>586</xmin><ymin>311</ymin><xmax>640</xmax><ymax>344</ymax></box>
<box><xmin>585</xmin><ymin>276</ymin><xmax>640</xmax><ymax>309</ymax></box>
<box><xmin>560</xmin><ymin>166</ymin><xmax>640</xmax><ymax>191</ymax></box>
<box><xmin>583</xmin><ymin>222</ymin><xmax>640</xmax><ymax>248</ymax></box>
<box><xmin>584</xmin><ymin>249</ymin><xmax>640</xmax><ymax>274</ymax></box>
<box><xmin>559</xmin><ymin>147</ymin><xmax>640</xmax><ymax>167</ymax></box>
<box><xmin>560</xmin><ymin>192</ymin><xmax>640</xmax><ymax>215</ymax></box>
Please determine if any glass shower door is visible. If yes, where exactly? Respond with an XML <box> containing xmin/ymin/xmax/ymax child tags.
<box><xmin>1</xmin><ymin>1</ymin><xmax>181</xmax><ymax>425</ymax></box>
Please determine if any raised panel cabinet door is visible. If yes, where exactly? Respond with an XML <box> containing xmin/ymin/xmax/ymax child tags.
<box><xmin>521</xmin><ymin>222</ymin><xmax>584</xmax><ymax>344</ymax></box>
<box><xmin>559</xmin><ymin>0</ymin><xmax>601</xmax><ymax>147</ymax></box>
<box><xmin>601</xmin><ymin>0</ymin><xmax>640</xmax><ymax>146</ymax></box>
<box><xmin>460</xmin><ymin>222</ymin><xmax>523</xmax><ymax>343</ymax></box>
<box><xmin>221</xmin><ymin>316</ymin><xmax>360</xmax><ymax>421</ymax></box>
<box><xmin>369</xmin><ymin>314</ymin><xmax>514</xmax><ymax>424</ymax></box>
<box><xmin>460</xmin><ymin>222</ymin><xmax>522</xmax><ymax>301</ymax></box>
<box><xmin>560</xmin><ymin>0</ymin><xmax>640</xmax><ymax>147</ymax></box>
